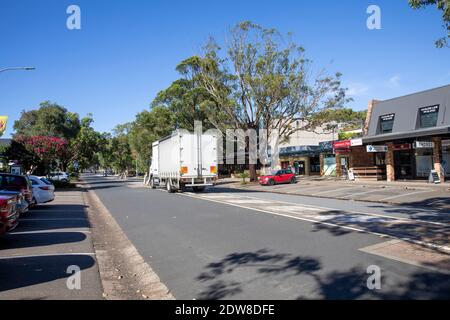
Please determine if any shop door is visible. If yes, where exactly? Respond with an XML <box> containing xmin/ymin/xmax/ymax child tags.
<box><xmin>295</xmin><ymin>161</ymin><xmax>305</xmax><ymax>175</ymax></box>
<box><xmin>394</xmin><ymin>151</ymin><xmax>413</xmax><ymax>179</ymax></box>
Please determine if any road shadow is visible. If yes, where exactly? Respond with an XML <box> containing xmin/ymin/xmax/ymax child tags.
<box><xmin>196</xmin><ymin>249</ymin><xmax>450</xmax><ymax>300</ymax></box>
<box><xmin>0</xmin><ymin>232</ymin><xmax>87</xmax><ymax>250</ymax></box>
<box><xmin>0</xmin><ymin>254</ymin><xmax>95</xmax><ymax>292</ymax></box>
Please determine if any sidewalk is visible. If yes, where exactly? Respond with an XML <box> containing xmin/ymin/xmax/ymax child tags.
<box><xmin>0</xmin><ymin>189</ymin><xmax>103</xmax><ymax>300</ymax></box>
<box><xmin>218</xmin><ymin>177</ymin><xmax>450</xmax><ymax>208</ymax></box>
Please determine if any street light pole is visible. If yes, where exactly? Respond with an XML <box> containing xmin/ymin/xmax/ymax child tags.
<box><xmin>0</xmin><ymin>67</ymin><xmax>36</xmax><ymax>73</ymax></box>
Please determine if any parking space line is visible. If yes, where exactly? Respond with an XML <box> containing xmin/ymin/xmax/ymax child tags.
<box><xmin>19</xmin><ymin>218</ymin><xmax>88</xmax><ymax>221</ymax></box>
<box><xmin>312</xmin><ymin>187</ymin><xmax>362</xmax><ymax>196</ymax></box>
<box><xmin>0</xmin><ymin>252</ymin><xmax>96</xmax><ymax>260</ymax></box>
<box><xmin>9</xmin><ymin>229</ymin><xmax>91</xmax><ymax>235</ymax></box>
<box><xmin>344</xmin><ymin>189</ymin><xmax>385</xmax><ymax>198</ymax></box>
<box><xmin>380</xmin><ymin>190</ymin><xmax>432</xmax><ymax>201</ymax></box>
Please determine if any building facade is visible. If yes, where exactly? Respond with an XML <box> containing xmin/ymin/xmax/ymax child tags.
<box><xmin>338</xmin><ymin>84</ymin><xmax>450</xmax><ymax>182</ymax></box>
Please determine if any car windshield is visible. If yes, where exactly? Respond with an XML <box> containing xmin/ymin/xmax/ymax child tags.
<box><xmin>0</xmin><ymin>174</ymin><xmax>28</xmax><ymax>190</ymax></box>
<box><xmin>40</xmin><ymin>178</ymin><xmax>53</xmax><ymax>185</ymax></box>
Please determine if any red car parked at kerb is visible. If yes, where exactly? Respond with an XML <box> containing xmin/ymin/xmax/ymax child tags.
<box><xmin>258</xmin><ymin>169</ymin><xmax>297</xmax><ymax>186</ymax></box>
<box><xmin>0</xmin><ymin>194</ymin><xmax>20</xmax><ymax>236</ymax></box>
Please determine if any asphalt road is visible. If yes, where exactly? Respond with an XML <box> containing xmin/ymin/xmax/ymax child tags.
<box><xmin>85</xmin><ymin>175</ymin><xmax>450</xmax><ymax>300</ymax></box>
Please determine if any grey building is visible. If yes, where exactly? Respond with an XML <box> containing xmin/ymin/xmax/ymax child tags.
<box><xmin>362</xmin><ymin>84</ymin><xmax>450</xmax><ymax>181</ymax></box>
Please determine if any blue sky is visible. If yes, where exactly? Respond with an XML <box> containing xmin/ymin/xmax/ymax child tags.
<box><xmin>1</xmin><ymin>0</ymin><xmax>449</xmax><ymax>138</ymax></box>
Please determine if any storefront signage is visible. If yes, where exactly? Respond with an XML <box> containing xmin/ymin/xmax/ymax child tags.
<box><xmin>420</xmin><ymin>105</ymin><xmax>439</xmax><ymax>114</ymax></box>
<box><xmin>392</xmin><ymin>143</ymin><xmax>411</xmax><ymax>151</ymax></box>
<box><xmin>333</xmin><ymin>140</ymin><xmax>351</xmax><ymax>149</ymax></box>
<box><xmin>380</xmin><ymin>114</ymin><xmax>395</xmax><ymax>121</ymax></box>
<box><xmin>441</xmin><ymin>140</ymin><xmax>450</xmax><ymax>147</ymax></box>
<box><xmin>350</xmin><ymin>138</ymin><xmax>363</xmax><ymax>146</ymax></box>
<box><xmin>414</xmin><ymin>141</ymin><xmax>434</xmax><ymax>149</ymax></box>
<box><xmin>366</xmin><ymin>145</ymin><xmax>388</xmax><ymax>153</ymax></box>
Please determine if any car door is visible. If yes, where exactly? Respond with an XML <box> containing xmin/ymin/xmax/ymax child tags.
<box><xmin>280</xmin><ymin>170</ymin><xmax>291</xmax><ymax>183</ymax></box>
<box><xmin>273</xmin><ymin>170</ymin><xmax>284</xmax><ymax>183</ymax></box>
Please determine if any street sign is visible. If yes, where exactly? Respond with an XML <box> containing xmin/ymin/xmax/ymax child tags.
<box><xmin>366</xmin><ymin>145</ymin><xmax>388</xmax><ymax>153</ymax></box>
<box><xmin>10</xmin><ymin>165</ymin><xmax>21</xmax><ymax>175</ymax></box>
<box><xmin>333</xmin><ymin>140</ymin><xmax>351</xmax><ymax>149</ymax></box>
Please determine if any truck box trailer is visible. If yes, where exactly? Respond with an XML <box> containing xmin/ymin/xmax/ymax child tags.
<box><xmin>148</xmin><ymin>130</ymin><xmax>218</xmax><ymax>192</ymax></box>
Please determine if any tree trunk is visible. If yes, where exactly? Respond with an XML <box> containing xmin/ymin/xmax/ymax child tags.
<box><xmin>249</xmin><ymin>163</ymin><xmax>257</xmax><ymax>182</ymax></box>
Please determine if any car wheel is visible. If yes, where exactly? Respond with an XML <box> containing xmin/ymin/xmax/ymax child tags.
<box><xmin>150</xmin><ymin>178</ymin><xmax>156</xmax><ymax>189</ymax></box>
<box><xmin>268</xmin><ymin>179</ymin><xmax>275</xmax><ymax>186</ymax></box>
<box><xmin>290</xmin><ymin>177</ymin><xmax>296</xmax><ymax>184</ymax></box>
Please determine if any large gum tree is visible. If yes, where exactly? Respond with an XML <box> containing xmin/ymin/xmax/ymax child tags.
<box><xmin>194</xmin><ymin>21</ymin><xmax>350</xmax><ymax>181</ymax></box>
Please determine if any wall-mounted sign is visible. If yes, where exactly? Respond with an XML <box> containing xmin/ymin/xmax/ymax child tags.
<box><xmin>441</xmin><ymin>140</ymin><xmax>450</xmax><ymax>147</ymax></box>
<box><xmin>350</xmin><ymin>138</ymin><xmax>363</xmax><ymax>147</ymax></box>
<box><xmin>380</xmin><ymin>114</ymin><xmax>395</xmax><ymax>121</ymax></box>
<box><xmin>392</xmin><ymin>143</ymin><xmax>411</xmax><ymax>151</ymax></box>
<box><xmin>420</xmin><ymin>105</ymin><xmax>439</xmax><ymax>114</ymax></box>
<box><xmin>414</xmin><ymin>141</ymin><xmax>434</xmax><ymax>149</ymax></box>
<box><xmin>366</xmin><ymin>145</ymin><xmax>388</xmax><ymax>153</ymax></box>
<box><xmin>333</xmin><ymin>140</ymin><xmax>351</xmax><ymax>149</ymax></box>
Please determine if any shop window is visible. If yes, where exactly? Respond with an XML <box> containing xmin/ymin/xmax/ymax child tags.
<box><xmin>378</xmin><ymin>114</ymin><xmax>395</xmax><ymax>134</ymax></box>
<box><xmin>310</xmin><ymin>156</ymin><xmax>320</xmax><ymax>173</ymax></box>
<box><xmin>374</xmin><ymin>153</ymin><xmax>386</xmax><ymax>166</ymax></box>
<box><xmin>418</xmin><ymin>105</ymin><xmax>439</xmax><ymax>129</ymax></box>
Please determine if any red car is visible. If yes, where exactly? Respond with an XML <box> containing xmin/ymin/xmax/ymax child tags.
<box><xmin>258</xmin><ymin>169</ymin><xmax>297</xmax><ymax>186</ymax></box>
<box><xmin>0</xmin><ymin>194</ymin><xmax>20</xmax><ymax>236</ymax></box>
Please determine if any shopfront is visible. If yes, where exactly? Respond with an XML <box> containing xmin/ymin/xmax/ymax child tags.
<box><xmin>442</xmin><ymin>139</ymin><xmax>450</xmax><ymax>178</ymax></box>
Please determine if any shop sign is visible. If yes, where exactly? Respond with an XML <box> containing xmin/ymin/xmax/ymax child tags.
<box><xmin>392</xmin><ymin>143</ymin><xmax>411</xmax><ymax>151</ymax></box>
<box><xmin>333</xmin><ymin>140</ymin><xmax>351</xmax><ymax>149</ymax></box>
<box><xmin>414</xmin><ymin>141</ymin><xmax>434</xmax><ymax>149</ymax></box>
<box><xmin>420</xmin><ymin>105</ymin><xmax>439</xmax><ymax>115</ymax></box>
<box><xmin>350</xmin><ymin>138</ymin><xmax>363</xmax><ymax>146</ymax></box>
<box><xmin>366</xmin><ymin>145</ymin><xmax>388</xmax><ymax>153</ymax></box>
<box><xmin>441</xmin><ymin>140</ymin><xmax>450</xmax><ymax>147</ymax></box>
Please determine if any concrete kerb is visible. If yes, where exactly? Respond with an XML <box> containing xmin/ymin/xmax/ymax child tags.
<box><xmin>79</xmin><ymin>181</ymin><xmax>174</xmax><ymax>300</ymax></box>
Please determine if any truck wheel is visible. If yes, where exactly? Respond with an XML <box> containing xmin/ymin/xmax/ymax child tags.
<box><xmin>166</xmin><ymin>180</ymin><xmax>174</xmax><ymax>193</ymax></box>
<box><xmin>192</xmin><ymin>186</ymin><xmax>205</xmax><ymax>192</ymax></box>
<box><xmin>179</xmin><ymin>182</ymin><xmax>186</xmax><ymax>193</ymax></box>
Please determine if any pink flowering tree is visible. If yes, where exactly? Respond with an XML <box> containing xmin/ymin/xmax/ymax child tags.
<box><xmin>13</xmin><ymin>135</ymin><xmax>69</xmax><ymax>174</ymax></box>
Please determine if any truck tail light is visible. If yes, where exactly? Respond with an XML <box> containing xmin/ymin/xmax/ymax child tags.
<box><xmin>210</xmin><ymin>166</ymin><xmax>217</xmax><ymax>174</ymax></box>
<box><xmin>180</xmin><ymin>166</ymin><xmax>188</xmax><ymax>174</ymax></box>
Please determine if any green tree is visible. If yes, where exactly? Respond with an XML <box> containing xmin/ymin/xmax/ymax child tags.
<box><xmin>14</xmin><ymin>101</ymin><xmax>81</xmax><ymax>140</ymax></box>
<box><xmin>128</xmin><ymin>106</ymin><xmax>176</xmax><ymax>173</ymax></box>
<box><xmin>409</xmin><ymin>0</ymin><xmax>450</xmax><ymax>48</ymax></box>
<box><xmin>70</xmin><ymin>114</ymin><xmax>105</xmax><ymax>172</ymax></box>
<box><xmin>196</xmin><ymin>22</ymin><xmax>349</xmax><ymax>181</ymax></box>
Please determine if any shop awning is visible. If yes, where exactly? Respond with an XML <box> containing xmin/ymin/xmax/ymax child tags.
<box><xmin>362</xmin><ymin>126</ymin><xmax>450</xmax><ymax>144</ymax></box>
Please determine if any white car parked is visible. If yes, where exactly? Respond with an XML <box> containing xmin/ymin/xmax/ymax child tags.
<box><xmin>28</xmin><ymin>176</ymin><xmax>55</xmax><ymax>205</ymax></box>
<box><xmin>49</xmin><ymin>172</ymin><xmax>69</xmax><ymax>182</ymax></box>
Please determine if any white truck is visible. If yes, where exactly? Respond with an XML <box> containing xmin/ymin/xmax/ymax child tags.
<box><xmin>148</xmin><ymin>130</ymin><xmax>218</xmax><ymax>193</ymax></box>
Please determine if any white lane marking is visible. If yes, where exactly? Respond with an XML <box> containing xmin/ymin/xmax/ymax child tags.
<box><xmin>9</xmin><ymin>229</ymin><xmax>91</xmax><ymax>235</ymax></box>
<box><xmin>179</xmin><ymin>192</ymin><xmax>450</xmax><ymax>253</ymax></box>
<box><xmin>380</xmin><ymin>190</ymin><xmax>432</xmax><ymax>201</ymax></box>
<box><xmin>200</xmin><ymin>192</ymin><xmax>448</xmax><ymax>226</ymax></box>
<box><xmin>0</xmin><ymin>252</ymin><xmax>96</xmax><ymax>260</ymax></box>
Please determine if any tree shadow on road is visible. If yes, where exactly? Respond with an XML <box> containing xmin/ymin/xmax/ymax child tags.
<box><xmin>196</xmin><ymin>248</ymin><xmax>450</xmax><ymax>300</ymax></box>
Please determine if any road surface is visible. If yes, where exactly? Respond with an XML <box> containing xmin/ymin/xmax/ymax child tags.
<box><xmin>84</xmin><ymin>175</ymin><xmax>450</xmax><ymax>300</ymax></box>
